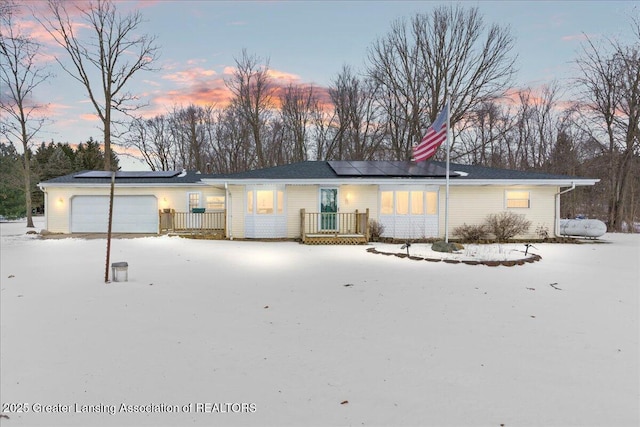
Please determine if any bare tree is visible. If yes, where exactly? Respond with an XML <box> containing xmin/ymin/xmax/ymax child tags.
<box><xmin>517</xmin><ymin>84</ymin><xmax>562</xmax><ymax>169</ymax></box>
<box><xmin>367</xmin><ymin>5</ymin><xmax>516</xmax><ymax>159</ymax></box>
<box><xmin>325</xmin><ymin>65</ymin><xmax>386</xmax><ymax>160</ymax></box>
<box><xmin>0</xmin><ymin>0</ymin><xmax>53</xmax><ymax>228</ymax></box>
<box><xmin>167</xmin><ymin>104</ymin><xmax>214</xmax><ymax>172</ymax></box>
<box><xmin>456</xmin><ymin>100</ymin><xmax>514</xmax><ymax>167</ymax></box>
<box><xmin>574</xmin><ymin>17</ymin><xmax>640</xmax><ymax>231</ymax></box>
<box><xmin>37</xmin><ymin>0</ymin><xmax>159</xmax><ymax>171</ymax></box>
<box><xmin>279</xmin><ymin>84</ymin><xmax>321</xmax><ymax>162</ymax></box>
<box><xmin>211</xmin><ymin>105</ymin><xmax>253</xmax><ymax>173</ymax></box>
<box><xmin>127</xmin><ymin>115</ymin><xmax>173</xmax><ymax>171</ymax></box>
<box><xmin>224</xmin><ymin>50</ymin><xmax>275</xmax><ymax>168</ymax></box>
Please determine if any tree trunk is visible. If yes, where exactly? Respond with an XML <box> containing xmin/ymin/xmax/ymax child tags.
<box><xmin>21</xmin><ymin>122</ymin><xmax>34</xmax><ymax>228</ymax></box>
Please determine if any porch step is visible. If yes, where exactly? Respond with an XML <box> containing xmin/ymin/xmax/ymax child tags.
<box><xmin>303</xmin><ymin>234</ymin><xmax>367</xmax><ymax>245</ymax></box>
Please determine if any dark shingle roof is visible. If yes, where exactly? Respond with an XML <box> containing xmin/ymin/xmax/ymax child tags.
<box><xmin>213</xmin><ymin>161</ymin><xmax>344</xmax><ymax>180</ymax></box>
<box><xmin>444</xmin><ymin>162</ymin><xmax>589</xmax><ymax>180</ymax></box>
<box><xmin>212</xmin><ymin>161</ymin><xmax>592</xmax><ymax>181</ymax></box>
<box><xmin>40</xmin><ymin>161</ymin><xmax>595</xmax><ymax>185</ymax></box>
<box><xmin>40</xmin><ymin>170</ymin><xmax>212</xmax><ymax>185</ymax></box>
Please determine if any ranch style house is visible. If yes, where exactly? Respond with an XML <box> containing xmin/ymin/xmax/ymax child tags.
<box><xmin>38</xmin><ymin>160</ymin><xmax>599</xmax><ymax>244</ymax></box>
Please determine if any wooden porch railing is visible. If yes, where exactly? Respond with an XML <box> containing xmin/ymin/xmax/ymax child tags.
<box><xmin>300</xmin><ymin>208</ymin><xmax>369</xmax><ymax>244</ymax></box>
<box><xmin>159</xmin><ymin>209</ymin><xmax>226</xmax><ymax>236</ymax></box>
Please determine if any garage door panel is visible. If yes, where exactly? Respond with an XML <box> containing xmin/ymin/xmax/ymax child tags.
<box><xmin>71</xmin><ymin>196</ymin><xmax>158</xmax><ymax>233</ymax></box>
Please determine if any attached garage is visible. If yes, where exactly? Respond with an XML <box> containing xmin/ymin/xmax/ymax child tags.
<box><xmin>71</xmin><ymin>195</ymin><xmax>158</xmax><ymax>233</ymax></box>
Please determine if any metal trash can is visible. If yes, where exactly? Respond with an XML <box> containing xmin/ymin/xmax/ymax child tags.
<box><xmin>111</xmin><ymin>262</ymin><xmax>128</xmax><ymax>282</ymax></box>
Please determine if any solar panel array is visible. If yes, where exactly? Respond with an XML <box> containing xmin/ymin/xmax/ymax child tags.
<box><xmin>328</xmin><ymin>161</ymin><xmax>457</xmax><ymax>177</ymax></box>
<box><xmin>75</xmin><ymin>171</ymin><xmax>180</xmax><ymax>179</ymax></box>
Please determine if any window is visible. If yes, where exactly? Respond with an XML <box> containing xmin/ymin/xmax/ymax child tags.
<box><xmin>381</xmin><ymin>191</ymin><xmax>393</xmax><ymax>215</ymax></box>
<box><xmin>411</xmin><ymin>191</ymin><xmax>424</xmax><ymax>215</ymax></box>
<box><xmin>188</xmin><ymin>193</ymin><xmax>200</xmax><ymax>210</ymax></box>
<box><xmin>426</xmin><ymin>192</ymin><xmax>437</xmax><ymax>215</ymax></box>
<box><xmin>247</xmin><ymin>188</ymin><xmax>284</xmax><ymax>215</ymax></box>
<box><xmin>381</xmin><ymin>190</ymin><xmax>437</xmax><ymax>215</ymax></box>
<box><xmin>277</xmin><ymin>191</ymin><xmax>284</xmax><ymax>214</ymax></box>
<box><xmin>206</xmin><ymin>196</ymin><xmax>224</xmax><ymax>210</ymax></box>
<box><xmin>506</xmin><ymin>191</ymin><xmax>530</xmax><ymax>208</ymax></box>
<box><xmin>257</xmin><ymin>190</ymin><xmax>274</xmax><ymax>214</ymax></box>
<box><xmin>396</xmin><ymin>191</ymin><xmax>409</xmax><ymax>215</ymax></box>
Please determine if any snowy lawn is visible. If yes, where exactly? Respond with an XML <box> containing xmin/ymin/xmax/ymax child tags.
<box><xmin>1</xmin><ymin>219</ymin><xmax>638</xmax><ymax>427</ymax></box>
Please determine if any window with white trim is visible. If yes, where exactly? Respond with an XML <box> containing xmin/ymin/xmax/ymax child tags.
<box><xmin>206</xmin><ymin>196</ymin><xmax>224</xmax><ymax>210</ymax></box>
<box><xmin>396</xmin><ymin>191</ymin><xmax>409</xmax><ymax>215</ymax></box>
<box><xmin>380</xmin><ymin>190</ymin><xmax>438</xmax><ymax>216</ymax></box>
<box><xmin>381</xmin><ymin>191</ymin><xmax>394</xmax><ymax>215</ymax></box>
<box><xmin>247</xmin><ymin>191</ymin><xmax>254</xmax><ymax>213</ymax></box>
<box><xmin>277</xmin><ymin>190</ymin><xmax>284</xmax><ymax>214</ymax></box>
<box><xmin>188</xmin><ymin>193</ymin><xmax>200</xmax><ymax>210</ymax></box>
<box><xmin>256</xmin><ymin>190</ymin><xmax>273</xmax><ymax>214</ymax></box>
<box><xmin>411</xmin><ymin>191</ymin><xmax>424</xmax><ymax>215</ymax></box>
<box><xmin>246</xmin><ymin>188</ymin><xmax>284</xmax><ymax>215</ymax></box>
<box><xmin>426</xmin><ymin>192</ymin><xmax>437</xmax><ymax>215</ymax></box>
<box><xmin>506</xmin><ymin>191</ymin><xmax>530</xmax><ymax>208</ymax></box>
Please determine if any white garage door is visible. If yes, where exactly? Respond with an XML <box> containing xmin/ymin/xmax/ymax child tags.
<box><xmin>71</xmin><ymin>196</ymin><xmax>158</xmax><ymax>233</ymax></box>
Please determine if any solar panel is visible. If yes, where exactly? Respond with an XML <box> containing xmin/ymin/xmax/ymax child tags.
<box><xmin>75</xmin><ymin>171</ymin><xmax>180</xmax><ymax>179</ymax></box>
<box><xmin>328</xmin><ymin>160</ymin><xmax>458</xmax><ymax>177</ymax></box>
<box><xmin>329</xmin><ymin>165</ymin><xmax>360</xmax><ymax>176</ymax></box>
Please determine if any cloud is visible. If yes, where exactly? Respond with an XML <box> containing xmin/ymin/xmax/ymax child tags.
<box><xmin>267</xmin><ymin>69</ymin><xmax>302</xmax><ymax>83</ymax></box>
<box><xmin>155</xmin><ymin>64</ymin><xmax>230</xmax><ymax>107</ymax></box>
<box><xmin>152</xmin><ymin>86</ymin><xmax>234</xmax><ymax>109</ymax></box>
<box><xmin>162</xmin><ymin>67</ymin><xmax>218</xmax><ymax>84</ymax></box>
<box><xmin>561</xmin><ymin>33</ymin><xmax>591</xmax><ymax>42</ymax></box>
<box><xmin>142</xmin><ymin>79</ymin><xmax>162</xmax><ymax>88</ymax></box>
<box><xmin>79</xmin><ymin>113</ymin><xmax>100</xmax><ymax>122</ymax></box>
<box><xmin>148</xmin><ymin>60</ymin><xmax>334</xmax><ymax>115</ymax></box>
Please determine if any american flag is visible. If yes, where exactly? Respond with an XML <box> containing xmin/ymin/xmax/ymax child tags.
<box><xmin>413</xmin><ymin>103</ymin><xmax>448</xmax><ymax>162</ymax></box>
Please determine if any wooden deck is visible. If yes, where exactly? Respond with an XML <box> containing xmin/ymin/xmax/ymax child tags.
<box><xmin>159</xmin><ymin>210</ymin><xmax>226</xmax><ymax>238</ymax></box>
<box><xmin>300</xmin><ymin>209</ymin><xmax>369</xmax><ymax>245</ymax></box>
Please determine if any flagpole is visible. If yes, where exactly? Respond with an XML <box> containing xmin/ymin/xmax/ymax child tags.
<box><xmin>444</xmin><ymin>90</ymin><xmax>451</xmax><ymax>243</ymax></box>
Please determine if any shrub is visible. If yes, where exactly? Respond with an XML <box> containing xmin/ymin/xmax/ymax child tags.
<box><xmin>484</xmin><ymin>211</ymin><xmax>531</xmax><ymax>242</ymax></box>
<box><xmin>368</xmin><ymin>219</ymin><xmax>385</xmax><ymax>241</ymax></box>
<box><xmin>536</xmin><ymin>224</ymin><xmax>550</xmax><ymax>240</ymax></box>
<box><xmin>452</xmin><ymin>223</ymin><xmax>488</xmax><ymax>242</ymax></box>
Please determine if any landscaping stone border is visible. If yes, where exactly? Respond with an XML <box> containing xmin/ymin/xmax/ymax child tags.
<box><xmin>366</xmin><ymin>247</ymin><xmax>542</xmax><ymax>266</ymax></box>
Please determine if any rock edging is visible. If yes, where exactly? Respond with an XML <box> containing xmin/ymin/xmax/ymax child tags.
<box><xmin>365</xmin><ymin>247</ymin><xmax>542</xmax><ymax>266</ymax></box>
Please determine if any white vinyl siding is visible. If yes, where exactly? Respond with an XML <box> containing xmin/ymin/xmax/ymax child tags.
<box><xmin>286</xmin><ymin>185</ymin><xmax>318</xmax><ymax>238</ymax></box>
<box><xmin>446</xmin><ymin>186</ymin><xmax>557</xmax><ymax>239</ymax></box>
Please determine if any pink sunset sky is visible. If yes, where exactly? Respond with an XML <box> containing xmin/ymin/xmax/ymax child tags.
<box><xmin>2</xmin><ymin>0</ymin><xmax>637</xmax><ymax>169</ymax></box>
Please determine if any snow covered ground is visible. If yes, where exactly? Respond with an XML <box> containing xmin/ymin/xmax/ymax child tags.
<box><xmin>1</xmin><ymin>218</ymin><xmax>638</xmax><ymax>427</ymax></box>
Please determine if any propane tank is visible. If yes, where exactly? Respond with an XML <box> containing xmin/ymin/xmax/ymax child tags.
<box><xmin>559</xmin><ymin>218</ymin><xmax>607</xmax><ymax>238</ymax></box>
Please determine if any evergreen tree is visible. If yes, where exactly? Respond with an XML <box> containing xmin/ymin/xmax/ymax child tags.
<box><xmin>44</xmin><ymin>146</ymin><xmax>74</xmax><ymax>179</ymax></box>
<box><xmin>0</xmin><ymin>143</ymin><xmax>26</xmax><ymax>219</ymax></box>
<box><xmin>74</xmin><ymin>137</ymin><xmax>119</xmax><ymax>171</ymax></box>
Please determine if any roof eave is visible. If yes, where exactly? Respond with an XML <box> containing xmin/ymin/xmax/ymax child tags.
<box><xmin>202</xmin><ymin>178</ymin><xmax>600</xmax><ymax>186</ymax></box>
<box><xmin>38</xmin><ymin>181</ymin><xmax>210</xmax><ymax>188</ymax></box>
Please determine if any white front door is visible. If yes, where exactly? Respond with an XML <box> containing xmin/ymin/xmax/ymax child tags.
<box><xmin>320</xmin><ymin>188</ymin><xmax>338</xmax><ymax>231</ymax></box>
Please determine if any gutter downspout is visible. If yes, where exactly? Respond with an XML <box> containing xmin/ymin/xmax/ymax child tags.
<box><xmin>555</xmin><ymin>182</ymin><xmax>576</xmax><ymax>237</ymax></box>
<box><xmin>225</xmin><ymin>182</ymin><xmax>232</xmax><ymax>240</ymax></box>
<box><xmin>39</xmin><ymin>185</ymin><xmax>47</xmax><ymax>231</ymax></box>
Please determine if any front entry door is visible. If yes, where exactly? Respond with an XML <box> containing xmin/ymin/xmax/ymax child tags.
<box><xmin>320</xmin><ymin>188</ymin><xmax>338</xmax><ymax>230</ymax></box>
